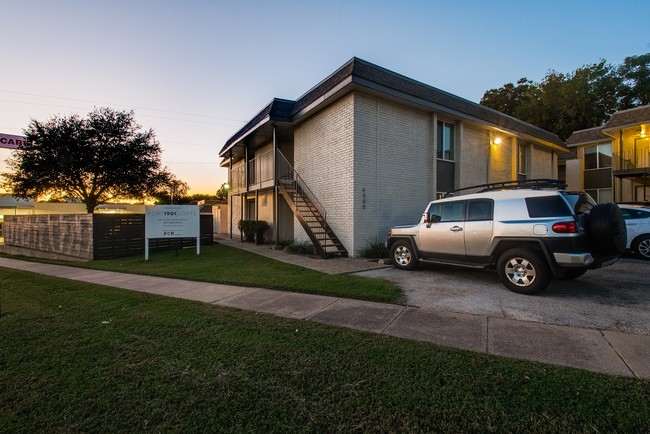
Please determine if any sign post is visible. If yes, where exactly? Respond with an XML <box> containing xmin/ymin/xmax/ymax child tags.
<box><xmin>144</xmin><ymin>205</ymin><xmax>200</xmax><ymax>260</ymax></box>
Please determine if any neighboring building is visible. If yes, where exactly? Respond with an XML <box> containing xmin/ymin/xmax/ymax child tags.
<box><xmin>219</xmin><ymin>58</ymin><xmax>566</xmax><ymax>257</ymax></box>
<box><xmin>564</xmin><ymin>105</ymin><xmax>650</xmax><ymax>204</ymax></box>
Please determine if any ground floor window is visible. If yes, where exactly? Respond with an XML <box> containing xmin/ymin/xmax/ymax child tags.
<box><xmin>585</xmin><ymin>188</ymin><xmax>613</xmax><ymax>203</ymax></box>
<box><xmin>517</xmin><ymin>143</ymin><xmax>530</xmax><ymax>181</ymax></box>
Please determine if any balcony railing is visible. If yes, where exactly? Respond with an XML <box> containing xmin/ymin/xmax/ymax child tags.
<box><xmin>248</xmin><ymin>150</ymin><xmax>274</xmax><ymax>187</ymax></box>
<box><xmin>615</xmin><ymin>151</ymin><xmax>650</xmax><ymax>170</ymax></box>
<box><xmin>230</xmin><ymin>166</ymin><xmax>246</xmax><ymax>193</ymax></box>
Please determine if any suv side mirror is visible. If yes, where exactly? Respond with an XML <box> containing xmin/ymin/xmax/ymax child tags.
<box><xmin>425</xmin><ymin>214</ymin><xmax>441</xmax><ymax>227</ymax></box>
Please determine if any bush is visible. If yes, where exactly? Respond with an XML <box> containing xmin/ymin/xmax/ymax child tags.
<box><xmin>285</xmin><ymin>241</ymin><xmax>315</xmax><ymax>255</ymax></box>
<box><xmin>237</xmin><ymin>220</ymin><xmax>269</xmax><ymax>244</ymax></box>
<box><xmin>358</xmin><ymin>240</ymin><xmax>389</xmax><ymax>259</ymax></box>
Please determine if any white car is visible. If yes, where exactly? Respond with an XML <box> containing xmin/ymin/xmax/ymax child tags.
<box><xmin>619</xmin><ymin>204</ymin><xmax>650</xmax><ymax>260</ymax></box>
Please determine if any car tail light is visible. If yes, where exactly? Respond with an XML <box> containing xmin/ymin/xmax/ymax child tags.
<box><xmin>552</xmin><ymin>221</ymin><xmax>578</xmax><ymax>233</ymax></box>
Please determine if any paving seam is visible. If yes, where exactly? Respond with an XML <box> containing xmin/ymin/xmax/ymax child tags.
<box><xmin>600</xmin><ymin>330</ymin><xmax>637</xmax><ymax>378</ymax></box>
<box><xmin>303</xmin><ymin>298</ymin><xmax>342</xmax><ymax>320</ymax></box>
<box><xmin>379</xmin><ymin>305</ymin><xmax>408</xmax><ymax>334</ymax></box>
<box><xmin>175</xmin><ymin>284</ymin><xmax>258</xmax><ymax>304</ymax></box>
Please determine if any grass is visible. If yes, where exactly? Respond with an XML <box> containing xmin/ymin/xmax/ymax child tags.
<box><xmin>1</xmin><ymin>243</ymin><xmax>403</xmax><ymax>304</ymax></box>
<box><xmin>1</xmin><ymin>268</ymin><xmax>649</xmax><ymax>433</ymax></box>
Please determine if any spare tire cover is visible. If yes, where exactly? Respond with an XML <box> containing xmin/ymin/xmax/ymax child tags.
<box><xmin>587</xmin><ymin>203</ymin><xmax>627</xmax><ymax>255</ymax></box>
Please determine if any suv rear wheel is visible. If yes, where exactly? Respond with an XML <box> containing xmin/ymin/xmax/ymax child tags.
<box><xmin>497</xmin><ymin>248</ymin><xmax>551</xmax><ymax>295</ymax></box>
<box><xmin>390</xmin><ymin>239</ymin><xmax>419</xmax><ymax>270</ymax></box>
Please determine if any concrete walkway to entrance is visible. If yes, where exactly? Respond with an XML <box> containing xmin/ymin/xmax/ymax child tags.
<box><xmin>1</xmin><ymin>256</ymin><xmax>649</xmax><ymax>379</ymax></box>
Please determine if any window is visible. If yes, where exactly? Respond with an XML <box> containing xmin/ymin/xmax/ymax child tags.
<box><xmin>517</xmin><ymin>144</ymin><xmax>529</xmax><ymax>176</ymax></box>
<box><xmin>437</xmin><ymin>121</ymin><xmax>455</xmax><ymax>161</ymax></box>
<box><xmin>585</xmin><ymin>188</ymin><xmax>613</xmax><ymax>204</ymax></box>
<box><xmin>467</xmin><ymin>200</ymin><xmax>493</xmax><ymax>221</ymax></box>
<box><xmin>584</xmin><ymin>143</ymin><xmax>612</xmax><ymax>170</ymax></box>
<box><xmin>525</xmin><ymin>196</ymin><xmax>572</xmax><ymax>218</ymax></box>
<box><xmin>429</xmin><ymin>201</ymin><xmax>466</xmax><ymax>222</ymax></box>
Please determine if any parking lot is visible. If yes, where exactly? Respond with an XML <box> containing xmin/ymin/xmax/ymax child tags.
<box><xmin>358</xmin><ymin>256</ymin><xmax>650</xmax><ymax>335</ymax></box>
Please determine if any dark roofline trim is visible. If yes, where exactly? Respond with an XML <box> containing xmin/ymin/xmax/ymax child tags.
<box><xmin>220</xmin><ymin>57</ymin><xmax>565</xmax><ymax>156</ymax></box>
<box><xmin>219</xmin><ymin>98</ymin><xmax>295</xmax><ymax>157</ymax></box>
<box><xmin>351</xmin><ymin>76</ymin><xmax>567</xmax><ymax>151</ymax></box>
<box><xmin>602</xmin><ymin>121</ymin><xmax>649</xmax><ymax>133</ymax></box>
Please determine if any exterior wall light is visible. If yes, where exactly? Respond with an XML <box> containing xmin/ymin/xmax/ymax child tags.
<box><xmin>493</xmin><ymin>137</ymin><xmax>502</xmax><ymax>145</ymax></box>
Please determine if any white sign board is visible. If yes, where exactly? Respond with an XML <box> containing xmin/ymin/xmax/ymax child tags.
<box><xmin>0</xmin><ymin>133</ymin><xmax>28</xmax><ymax>149</ymax></box>
<box><xmin>144</xmin><ymin>205</ymin><xmax>200</xmax><ymax>260</ymax></box>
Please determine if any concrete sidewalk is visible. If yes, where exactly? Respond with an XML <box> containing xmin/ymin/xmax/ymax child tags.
<box><xmin>1</xmin><ymin>256</ymin><xmax>649</xmax><ymax>379</ymax></box>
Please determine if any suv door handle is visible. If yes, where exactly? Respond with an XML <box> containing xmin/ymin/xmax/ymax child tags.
<box><xmin>450</xmin><ymin>225</ymin><xmax>463</xmax><ymax>232</ymax></box>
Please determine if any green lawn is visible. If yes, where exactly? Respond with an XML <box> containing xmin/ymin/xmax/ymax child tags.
<box><xmin>1</xmin><ymin>268</ymin><xmax>649</xmax><ymax>433</ymax></box>
<box><xmin>2</xmin><ymin>243</ymin><xmax>403</xmax><ymax>304</ymax></box>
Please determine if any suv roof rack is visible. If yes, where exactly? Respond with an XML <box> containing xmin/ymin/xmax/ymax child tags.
<box><xmin>443</xmin><ymin>179</ymin><xmax>567</xmax><ymax>198</ymax></box>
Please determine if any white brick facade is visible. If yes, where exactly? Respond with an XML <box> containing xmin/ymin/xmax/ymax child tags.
<box><xmin>293</xmin><ymin>94</ymin><xmax>355</xmax><ymax>249</ymax></box>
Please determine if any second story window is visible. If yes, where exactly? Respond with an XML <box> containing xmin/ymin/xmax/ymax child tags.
<box><xmin>437</xmin><ymin>121</ymin><xmax>455</xmax><ymax>161</ymax></box>
<box><xmin>584</xmin><ymin>143</ymin><xmax>612</xmax><ymax>170</ymax></box>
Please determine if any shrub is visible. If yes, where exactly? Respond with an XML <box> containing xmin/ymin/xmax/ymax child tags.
<box><xmin>237</xmin><ymin>220</ymin><xmax>269</xmax><ymax>243</ymax></box>
<box><xmin>285</xmin><ymin>241</ymin><xmax>315</xmax><ymax>255</ymax></box>
<box><xmin>358</xmin><ymin>240</ymin><xmax>389</xmax><ymax>259</ymax></box>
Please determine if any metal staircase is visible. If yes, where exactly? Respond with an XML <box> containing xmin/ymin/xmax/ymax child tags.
<box><xmin>276</xmin><ymin>152</ymin><xmax>348</xmax><ymax>259</ymax></box>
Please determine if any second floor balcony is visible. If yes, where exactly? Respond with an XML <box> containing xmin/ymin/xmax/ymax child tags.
<box><xmin>229</xmin><ymin>149</ymin><xmax>275</xmax><ymax>194</ymax></box>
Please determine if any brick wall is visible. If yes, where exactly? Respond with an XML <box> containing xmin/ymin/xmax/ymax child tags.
<box><xmin>293</xmin><ymin>94</ymin><xmax>355</xmax><ymax>250</ymax></box>
<box><xmin>530</xmin><ymin>145</ymin><xmax>554</xmax><ymax>178</ymax></box>
<box><xmin>490</xmin><ymin>137</ymin><xmax>515</xmax><ymax>182</ymax></box>
<box><xmin>4</xmin><ymin>214</ymin><xmax>93</xmax><ymax>260</ymax></box>
<box><xmin>354</xmin><ymin>94</ymin><xmax>432</xmax><ymax>254</ymax></box>
<box><xmin>459</xmin><ymin>126</ymin><xmax>489</xmax><ymax>188</ymax></box>
<box><xmin>229</xmin><ymin>193</ymin><xmax>243</xmax><ymax>238</ymax></box>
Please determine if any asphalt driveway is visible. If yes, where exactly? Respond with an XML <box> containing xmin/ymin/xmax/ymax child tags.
<box><xmin>358</xmin><ymin>257</ymin><xmax>650</xmax><ymax>335</ymax></box>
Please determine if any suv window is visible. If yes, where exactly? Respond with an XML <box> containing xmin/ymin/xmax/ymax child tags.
<box><xmin>525</xmin><ymin>196</ymin><xmax>573</xmax><ymax>218</ymax></box>
<box><xmin>563</xmin><ymin>192</ymin><xmax>595</xmax><ymax>215</ymax></box>
<box><xmin>467</xmin><ymin>200</ymin><xmax>493</xmax><ymax>221</ymax></box>
<box><xmin>429</xmin><ymin>201</ymin><xmax>466</xmax><ymax>222</ymax></box>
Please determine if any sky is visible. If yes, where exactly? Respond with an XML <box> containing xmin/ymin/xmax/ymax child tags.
<box><xmin>2</xmin><ymin>0</ymin><xmax>649</xmax><ymax>195</ymax></box>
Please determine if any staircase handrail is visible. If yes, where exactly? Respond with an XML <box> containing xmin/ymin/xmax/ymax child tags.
<box><xmin>276</xmin><ymin>150</ymin><xmax>327</xmax><ymax>223</ymax></box>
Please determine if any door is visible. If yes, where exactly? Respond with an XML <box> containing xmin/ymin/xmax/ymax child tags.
<box><xmin>635</xmin><ymin>138</ymin><xmax>649</xmax><ymax>168</ymax></box>
<box><xmin>417</xmin><ymin>200</ymin><xmax>466</xmax><ymax>257</ymax></box>
<box><xmin>464</xmin><ymin>199</ymin><xmax>494</xmax><ymax>258</ymax></box>
<box><xmin>636</xmin><ymin>185</ymin><xmax>649</xmax><ymax>202</ymax></box>
<box><xmin>246</xmin><ymin>199</ymin><xmax>256</xmax><ymax>220</ymax></box>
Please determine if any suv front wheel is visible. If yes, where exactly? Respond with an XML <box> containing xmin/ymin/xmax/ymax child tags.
<box><xmin>390</xmin><ymin>239</ymin><xmax>419</xmax><ymax>270</ymax></box>
<box><xmin>497</xmin><ymin>248</ymin><xmax>551</xmax><ymax>295</ymax></box>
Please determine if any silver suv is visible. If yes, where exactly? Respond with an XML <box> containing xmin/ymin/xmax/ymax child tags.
<box><xmin>387</xmin><ymin>181</ymin><xmax>627</xmax><ymax>294</ymax></box>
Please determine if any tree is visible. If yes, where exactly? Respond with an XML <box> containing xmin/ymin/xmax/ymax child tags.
<box><xmin>215</xmin><ymin>182</ymin><xmax>230</xmax><ymax>201</ymax></box>
<box><xmin>619</xmin><ymin>53</ymin><xmax>650</xmax><ymax>107</ymax></box>
<box><xmin>2</xmin><ymin>107</ymin><xmax>171</xmax><ymax>212</ymax></box>
<box><xmin>152</xmin><ymin>175</ymin><xmax>190</xmax><ymax>204</ymax></box>
<box><xmin>480</xmin><ymin>54</ymin><xmax>647</xmax><ymax>140</ymax></box>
